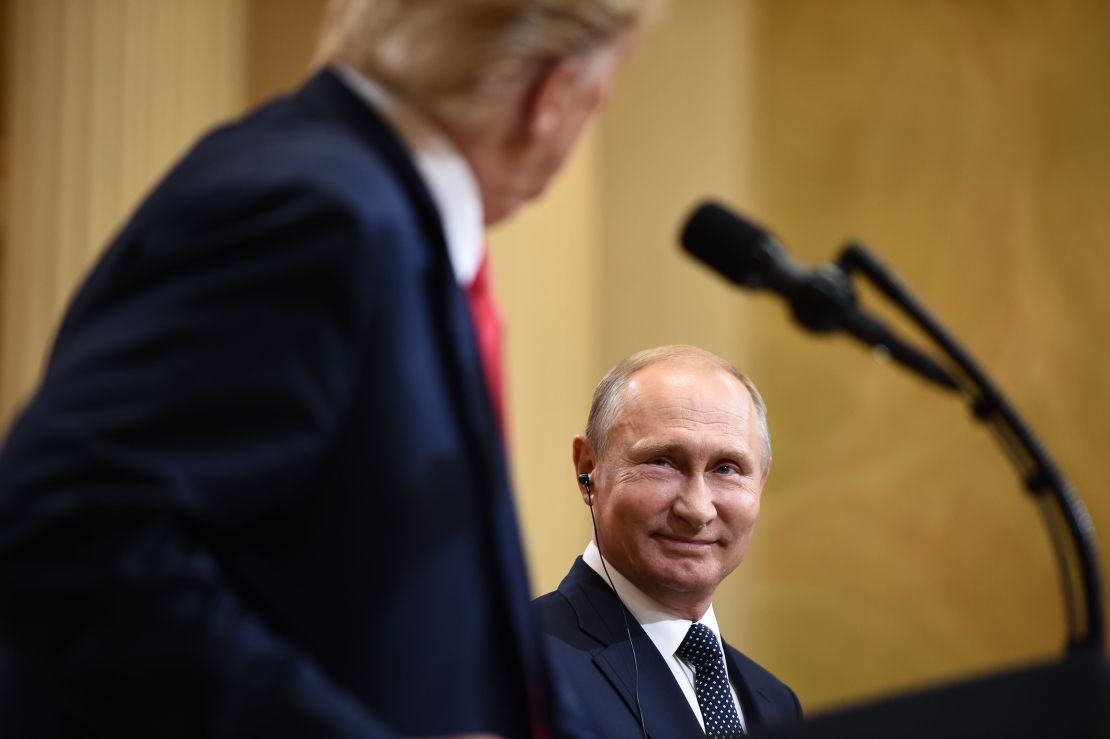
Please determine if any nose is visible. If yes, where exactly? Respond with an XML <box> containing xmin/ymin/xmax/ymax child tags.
<box><xmin>671</xmin><ymin>474</ymin><xmax>717</xmax><ymax>531</ymax></box>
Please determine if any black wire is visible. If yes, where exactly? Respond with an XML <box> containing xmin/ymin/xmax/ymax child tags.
<box><xmin>588</xmin><ymin>489</ymin><xmax>649</xmax><ymax>739</ymax></box>
<box><xmin>838</xmin><ymin>242</ymin><xmax>1104</xmax><ymax>653</ymax></box>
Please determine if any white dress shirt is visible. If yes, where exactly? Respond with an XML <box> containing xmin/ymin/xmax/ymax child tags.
<box><xmin>583</xmin><ymin>540</ymin><xmax>748</xmax><ymax>733</ymax></box>
<box><xmin>332</xmin><ymin>64</ymin><xmax>484</xmax><ymax>287</ymax></box>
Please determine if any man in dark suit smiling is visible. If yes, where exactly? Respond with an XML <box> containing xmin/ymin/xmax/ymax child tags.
<box><xmin>534</xmin><ymin>345</ymin><xmax>802</xmax><ymax>738</ymax></box>
<box><xmin>0</xmin><ymin>1</ymin><xmax>653</xmax><ymax>736</ymax></box>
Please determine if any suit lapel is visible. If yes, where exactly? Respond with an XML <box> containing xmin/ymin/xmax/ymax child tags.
<box><xmin>560</xmin><ymin>559</ymin><xmax>705</xmax><ymax>739</ymax></box>
<box><xmin>294</xmin><ymin>69</ymin><xmax>502</xmax><ymax>462</ymax></box>
<box><xmin>296</xmin><ymin>67</ymin><xmax>544</xmax><ymax>725</ymax></box>
<box><xmin>725</xmin><ymin>642</ymin><xmax>776</xmax><ymax>730</ymax></box>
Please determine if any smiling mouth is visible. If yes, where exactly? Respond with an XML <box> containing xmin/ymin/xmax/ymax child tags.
<box><xmin>654</xmin><ymin>534</ymin><xmax>714</xmax><ymax>551</ymax></box>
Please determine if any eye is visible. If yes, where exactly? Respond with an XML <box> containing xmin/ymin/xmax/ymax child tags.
<box><xmin>713</xmin><ymin>463</ymin><xmax>739</xmax><ymax>475</ymax></box>
<box><xmin>649</xmin><ymin>458</ymin><xmax>671</xmax><ymax>467</ymax></box>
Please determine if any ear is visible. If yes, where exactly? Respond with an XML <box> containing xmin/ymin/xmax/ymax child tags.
<box><xmin>524</xmin><ymin>58</ymin><xmax>590</xmax><ymax>141</ymax></box>
<box><xmin>572</xmin><ymin>434</ymin><xmax>597</xmax><ymax>504</ymax></box>
<box><xmin>572</xmin><ymin>434</ymin><xmax>596</xmax><ymax>477</ymax></box>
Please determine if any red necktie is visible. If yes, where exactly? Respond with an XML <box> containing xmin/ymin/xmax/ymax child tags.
<box><xmin>465</xmin><ymin>250</ymin><xmax>505</xmax><ymax>438</ymax></box>
<box><xmin>468</xmin><ymin>256</ymin><xmax>548</xmax><ymax>737</ymax></box>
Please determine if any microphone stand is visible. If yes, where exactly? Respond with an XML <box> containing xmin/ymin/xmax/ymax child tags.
<box><xmin>834</xmin><ymin>243</ymin><xmax>1105</xmax><ymax>657</ymax></box>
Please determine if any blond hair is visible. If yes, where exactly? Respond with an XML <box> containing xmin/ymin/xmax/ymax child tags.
<box><xmin>315</xmin><ymin>0</ymin><xmax>658</xmax><ymax>128</ymax></box>
<box><xmin>585</xmin><ymin>345</ymin><xmax>772</xmax><ymax>471</ymax></box>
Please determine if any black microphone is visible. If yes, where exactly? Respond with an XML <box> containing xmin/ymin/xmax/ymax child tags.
<box><xmin>681</xmin><ymin>201</ymin><xmax>958</xmax><ymax>390</ymax></box>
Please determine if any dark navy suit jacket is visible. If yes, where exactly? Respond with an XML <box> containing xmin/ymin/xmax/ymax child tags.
<box><xmin>0</xmin><ymin>69</ymin><xmax>550</xmax><ymax>738</ymax></box>
<box><xmin>533</xmin><ymin>558</ymin><xmax>802</xmax><ymax>738</ymax></box>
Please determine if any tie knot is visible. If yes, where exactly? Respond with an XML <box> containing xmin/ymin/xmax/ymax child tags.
<box><xmin>677</xmin><ymin>622</ymin><xmax>721</xmax><ymax>669</ymax></box>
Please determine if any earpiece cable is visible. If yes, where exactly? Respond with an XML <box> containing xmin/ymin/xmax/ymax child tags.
<box><xmin>588</xmin><ymin>492</ymin><xmax>648</xmax><ymax>739</ymax></box>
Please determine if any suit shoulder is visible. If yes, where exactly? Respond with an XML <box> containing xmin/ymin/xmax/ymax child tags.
<box><xmin>533</xmin><ymin>588</ymin><xmax>597</xmax><ymax>646</ymax></box>
<box><xmin>111</xmin><ymin>90</ymin><xmax>427</xmax><ymax>289</ymax></box>
<box><xmin>531</xmin><ymin>589</ymin><xmax>574</xmax><ymax>631</ymax></box>
<box><xmin>167</xmin><ymin>102</ymin><xmax>405</xmax><ymax>217</ymax></box>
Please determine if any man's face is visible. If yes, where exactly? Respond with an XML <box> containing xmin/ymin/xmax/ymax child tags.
<box><xmin>584</xmin><ymin>360</ymin><xmax>767</xmax><ymax>618</ymax></box>
<box><xmin>478</xmin><ymin>31</ymin><xmax>637</xmax><ymax>225</ymax></box>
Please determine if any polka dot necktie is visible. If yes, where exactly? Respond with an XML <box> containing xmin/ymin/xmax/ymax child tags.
<box><xmin>676</xmin><ymin>622</ymin><xmax>746</xmax><ymax>738</ymax></box>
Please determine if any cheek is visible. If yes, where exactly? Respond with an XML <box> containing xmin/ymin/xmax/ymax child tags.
<box><xmin>626</xmin><ymin>464</ymin><xmax>685</xmax><ymax>490</ymax></box>
<box><xmin>720</xmin><ymin>495</ymin><xmax>760</xmax><ymax>572</ymax></box>
<box><xmin>537</xmin><ymin>109</ymin><xmax>595</xmax><ymax>181</ymax></box>
<box><xmin>603</xmin><ymin>478</ymin><xmax>672</xmax><ymax>527</ymax></box>
<box><xmin>720</xmin><ymin>489</ymin><xmax>761</xmax><ymax>535</ymax></box>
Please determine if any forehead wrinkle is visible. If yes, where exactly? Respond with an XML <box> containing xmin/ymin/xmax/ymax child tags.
<box><xmin>613</xmin><ymin>367</ymin><xmax>760</xmax><ymax>458</ymax></box>
<box><xmin>629</xmin><ymin>436</ymin><xmax>753</xmax><ymax>464</ymax></box>
<box><xmin>641</xmin><ymin>400</ymin><xmax>747</xmax><ymax>431</ymax></box>
<box><xmin>615</xmin><ymin>409</ymin><xmax>755</xmax><ymax>466</ymax></box>
<box><xmin>625</xmin><ymin>409</ymin><xmax>753</xmax><ymax>454</ymax></box>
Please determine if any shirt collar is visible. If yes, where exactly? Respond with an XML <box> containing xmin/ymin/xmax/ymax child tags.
<box><xmin>582</xmin><ymin>540</ymin><xmax>725</xmax><ymax>660</ymax></box>
<box><xmin>332</xmin><ymin>64</ymin><xmax>485</xmax><ymax>286</ymax></box>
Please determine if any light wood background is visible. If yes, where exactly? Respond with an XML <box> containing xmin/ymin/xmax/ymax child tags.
<box><xmin>2</xmin><ymin>0</ymin><xmax>1107</xmax><ymax>713</ymax></box>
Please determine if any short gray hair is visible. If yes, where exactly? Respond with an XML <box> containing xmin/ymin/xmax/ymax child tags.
<box><xmin>315</xmin><ymin>0</ymin><xmax>660</xmax><ymax>129</ymax></box>
<box><xmin>584</xmin><ymin>345</ymin><xmax>771</xmax><ymax>472</ymax></box>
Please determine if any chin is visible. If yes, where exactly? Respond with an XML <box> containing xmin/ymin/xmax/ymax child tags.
<box><xmin>486</xmin><ymin>189</ymin><xmax>534</xmax><ymax>226</ymax></box>
<box><xmin>653</xmin><ymin>564</ymin><xmax>719</xmax><ymax>595</ymax></box>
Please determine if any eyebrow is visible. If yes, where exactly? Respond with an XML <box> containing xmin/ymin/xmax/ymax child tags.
<box><xmin>631</xmin><ymin>440</ymin><xmax>681</xmax><ymax>459</ymax></box>
<box><xmin>632</xmin><ymin>439</ymin><xmax>754</xmax><ymax>466</ymax></box>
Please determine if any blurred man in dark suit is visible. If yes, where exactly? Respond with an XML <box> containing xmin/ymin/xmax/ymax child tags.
<box><xmin>0</xmin><ymin>1</ymin><xmax>655</xmax><ymax>736</ymax></box>
<box><xmin>534</xmin><ymin>345</ymin><xmax>802</xmax><ymax>737</ymax></box>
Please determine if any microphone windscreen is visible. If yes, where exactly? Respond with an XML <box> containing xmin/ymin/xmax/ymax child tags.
<box><xmin>680</xmin><ymin>201</ymin><xmax>774</xmax><ymax>288</ymax></box>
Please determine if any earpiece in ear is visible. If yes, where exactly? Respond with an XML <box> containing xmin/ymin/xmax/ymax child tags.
<box><xmin>577</xmin><ymin>472</ymin><xmax>593</xmax><ymax>504</ymax></box>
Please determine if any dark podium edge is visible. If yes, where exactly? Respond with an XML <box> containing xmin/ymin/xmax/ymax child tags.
<box><xmin>754</xmin><ymin>654</ymin><xmax>1109</xmax><ymax>738</ymax></box>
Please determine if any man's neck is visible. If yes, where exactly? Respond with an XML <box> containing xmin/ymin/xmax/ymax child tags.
<box><xmin>330</xmin><ymin>64</ymin><xmax>485</xmax><ymax>285</ymax></box>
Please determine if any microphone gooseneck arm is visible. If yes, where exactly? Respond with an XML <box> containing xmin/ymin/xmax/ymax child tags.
<box><xmin>836</xmin><ymin>243</ymin><xmax>1104</xmax><ymax>655</ymax></box>
<box><xmin>680</xmin><ymin>200</ymin><xmax>1104</xmax><ymax>656</ymax></box>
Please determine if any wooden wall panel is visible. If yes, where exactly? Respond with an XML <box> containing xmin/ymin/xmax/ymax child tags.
<box><xmin>0</xmin><ymin>0</ymin><xmax>246</xmax><ymax>425</ymax></box>
<box><xmin>731</xmin><ymin>0</ymin><xmax>1110</xmax><ymax>711</ymax></box>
